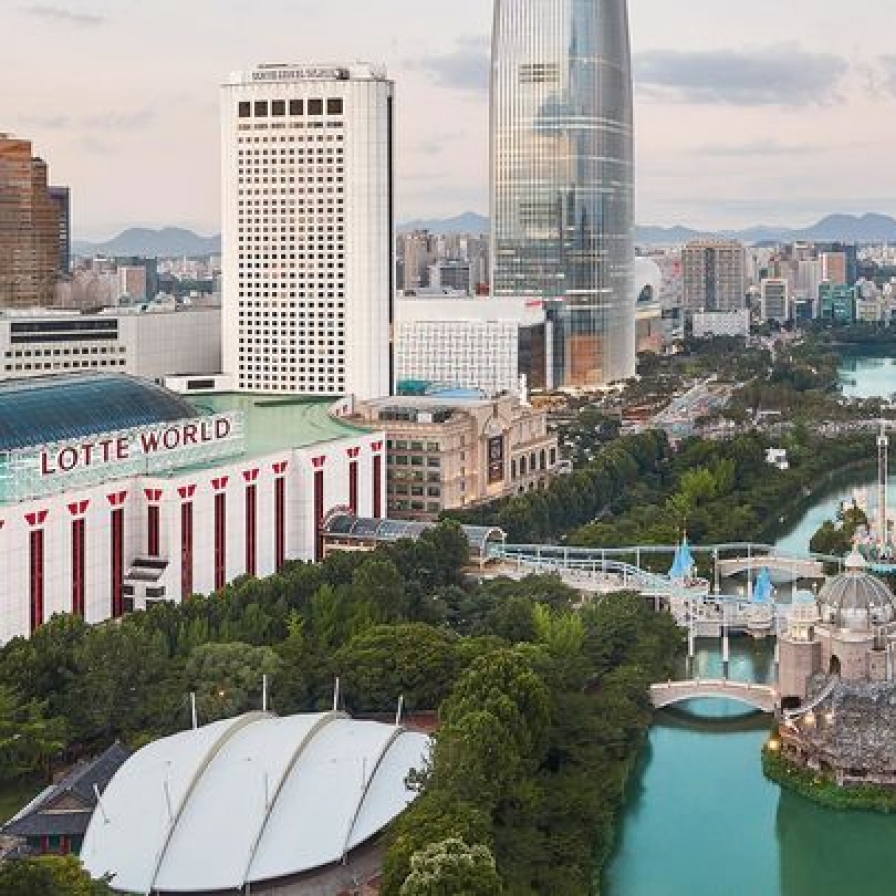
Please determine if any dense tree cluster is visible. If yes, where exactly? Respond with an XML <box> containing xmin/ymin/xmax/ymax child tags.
<box><xmin>450</xmin><ymin>430</ymin><xmax>669</xmax><ymax>543</ymax></box>
<box><xmin>0</xmin><ymin>524</ymin><xmax>470</xmax><ymax>777</ymax></box>
<box><xmin>382</xmin><ymin>593</ymin><xmax>681</xmax><ymax>895</ymax></box>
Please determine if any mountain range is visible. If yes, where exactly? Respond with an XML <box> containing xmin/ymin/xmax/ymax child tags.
<box><xmin>72</xmin><ymin>228</ymin><xmax>222</xmax><ymax>258</ymax></box>
<box><xmin>73</xmin><ymin>213</ymin><xmax>896</xmax><ymax>257</ymax></box>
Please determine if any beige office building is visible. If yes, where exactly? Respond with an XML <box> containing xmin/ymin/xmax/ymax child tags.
<box><xmin>351</xmin><ymin>394</ymin><xmax>559</xmax><ymax>520</ymax></box>
<box><xmin>0</xmin><ymin>135</ymin><xmax>61</xmax><ymax>309</ymax></box>
<box><xmin>682</xmin><ymin>239</ymin><xmax>746</xmax><ymax>312</ymax></box>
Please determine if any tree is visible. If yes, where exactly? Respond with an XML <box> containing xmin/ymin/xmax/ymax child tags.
<box><xmin>0</xmin><ymin>685</ymin><xmax>66</xmax><ymax>782</ymax></box>
<box><xmin>184</xmin><ymin>641</ymin><xmax>282</xmax><ymax>722</ymax></box>
<box><xmin>351</xmin><ymin>555</ymin><xmax>408</xmax><ymax>621</ymax></box>
<box><xmin>0</xmin><ymin>855</ymin><xmax>113</xmax><ymax>895</ymax></box>
<box><xmin>67</xmin><ymin>619</ymin><xmax>172</xmax><ymax>742</ymax></box>
<box><xmin>437</xmin><ymin>648</ymin><xmax>551</xmax><ymax>806</ymax></box>
<box><xmin>810</xmin><ymin>520</ymin><xmax>851</xmax><ymax>558</ymax></box>
<box><xmin>400</xmin><ymin>838</ymin><xmax>503</xmax><ymax>896</ymax></box>
<box><xmin>334</xmin><ymin>623</ymin><xmax>458</xmax><ymax>712</ymax></box>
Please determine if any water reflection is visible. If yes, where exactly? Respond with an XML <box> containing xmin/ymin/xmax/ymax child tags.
<box><xmin>776</xmin><ymin>790</ymin><xmax>896</xmax><ymax>896</ymax></box>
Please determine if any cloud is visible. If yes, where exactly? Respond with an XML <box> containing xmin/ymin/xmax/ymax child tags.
<box><xmin>877</xmin><ymin>56</ymin><xmax>896</xmax><ymax>96</ymax></box>
<box><xmin>19</xmin><ymin>108</ymin><xmax>156</xmax><ymax>137</ymax></box>
<box><xmin>20</xmin><ymin>114</ymin><xmax>71</xmax><ymax>130</ymax></box>
<box><xmin>83</xmin><ymin>109</ymin><xmax>156</xmax><ymax>132</ymax></box>
<box><xmin>634</xmin><ymin>45</ymin><xmax>849</xmax><ymax>106</ymax></box>
<box><xmin>25</xmin><ymin>4</ymin><xmax>105</xmax><ymax>26</ymax></box>
<box><xmin>695</xmin><ymin>141</ymin><xmax>824</xmax><ymax>158</ymax></box>
<box><xmin>412</xmin><ymin>35</ymin><xmax>489</xmax><ymax>93</ymax></box>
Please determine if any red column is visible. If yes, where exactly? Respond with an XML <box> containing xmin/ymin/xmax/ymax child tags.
<box><xmin>26</xmin><ymin>510</ymin><xmax>48</xmax><ymax>633</ymax></box>
<box><xmin>67</xmin><ymin>500</ymin><xmax>89</xmax><ymax>618</ymax></box>
<box><xmin>243</xmin><ymin>469</ymin><xmax>259</xmax><ymax>577</ymax></box>
<box><xmin>178</xmin><ymin>485</ymin><xmax>196</xmax><ymax>601</ymax></box>
<box><xmin>312</xmin><ymin>456</ymin><xmax>326</xmax><ymax>561</ymax></box>
<box><xmin>107</xmin><ymin>492</ymin><xmax>127</xmax><ymax>619</ymax></box>
<box><xmin>272</xmin><ymin>462</ymin><xmax>288</xmax><ymax>571</ymax></box>
<box><xmin>211</xmin><ymin>477</ymin><xmax>229</xmax><ymax>591</ymax></box>
<box><xmin>371</xmin><ymin>441</ymin><xmax>384</xmax><ymax>519</ymax></box>
<box><xmin>144</xmin><ymin>489</ymin><xmax>163</xmax><ymax>557</ymax></box>
<box><xmin>347</xmin><ymin>447</ymin><xmax>360</xmax><ymax>515</ymax></box>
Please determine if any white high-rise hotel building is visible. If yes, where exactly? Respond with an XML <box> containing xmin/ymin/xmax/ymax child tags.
<box><xmin>221</xmin><ymin>64</ymin><xmax>394</xmax><ymax>400</ymax></box>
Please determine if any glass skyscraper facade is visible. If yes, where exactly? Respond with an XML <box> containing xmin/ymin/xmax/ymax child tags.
<box><xmin>490</xmin><ymin>0</ymin><xmax>635</xmax><ymax>387</ymax></box>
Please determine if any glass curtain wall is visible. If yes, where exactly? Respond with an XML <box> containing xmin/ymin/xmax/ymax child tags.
<box><xmin>491</xmin><ymin>0</ymin><xmax>635</xmax><ymax>386</ymax></box>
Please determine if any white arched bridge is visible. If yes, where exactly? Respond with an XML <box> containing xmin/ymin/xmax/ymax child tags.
<box><xmin>649</xmin><ymin>679</ymin><xmax>778</xmax><ymax>713</ymax></box>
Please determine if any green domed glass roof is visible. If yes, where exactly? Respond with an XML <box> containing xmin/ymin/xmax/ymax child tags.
<box><xmin>0</xmin><ymin>373</ymin><xmax>198</xmax><ymax>452</ymax></box>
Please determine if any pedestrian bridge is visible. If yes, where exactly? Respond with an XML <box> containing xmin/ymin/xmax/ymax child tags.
<box><xmin>715</xmin><ymin>553</ymin><xmax>824</xmax><ymax>581</ymax></box>
<box><xmin>650</xmin><ymin>679</ymin><xmax>777</xmax><ymax>713</ymax></box>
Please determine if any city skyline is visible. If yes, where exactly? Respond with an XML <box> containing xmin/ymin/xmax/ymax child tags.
<box><xmin>4</xmin><ymin>0</ymin><xmax>896</xmax><ymax>238</ymax></box>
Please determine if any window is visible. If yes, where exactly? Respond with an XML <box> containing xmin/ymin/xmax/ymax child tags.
<box><xmin>327</xmin><ymin>98</ymin><xmax>343</xmax><ymax>114</ymax></box>
<box><xmin>272</xmin><ymin>100</ymin><xmax>286</xmax><ymax>116</ymax></box>
<box><xmin>254</xmin><ymin>100</ymin><xmax>268</xmax><ymax>117</ymax></box>
<box><xmin>238</xmin><ymin>101</ymin><xmax>251</xmax><ymax>118</ymax></box>
<box><xmin>289</xmin><ymin>99</ymin><xmax>303</xmax><ymax>115</ymax></box>
<box><xmin>308</xmin><ymin>98</ymin><xmax>324</xmax><ymax>115</ymax></box>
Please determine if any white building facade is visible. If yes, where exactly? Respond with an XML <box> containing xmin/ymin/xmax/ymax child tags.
<box><xmin>0</xmin><ymin>307</ymin><xmax>221</xmax><ymax>382</ymax></box>
<box><xmin>221</xmin><ymin>64</ymin><xmax>395</xmax><ymax>400</ymax></box>
<box><xmin>0</xmin><ymin>374</ymin><xmax>385</xmax><ymax>644</ymax></box>
<box><xmin>395</xmin><ymin>297</ymin><xmax>546</xmax><ymax>396</ymax></box>
<box><xmin>692</xmin><ymin>309</ymin><xmax>751</xmax><ymax>339</ymax></box>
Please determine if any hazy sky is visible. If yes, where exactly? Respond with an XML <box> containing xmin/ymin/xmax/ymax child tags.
<box><xmin>4</xmin><ymin>0</ymin><xmax>896</xmax><ymax>238</ymax></box>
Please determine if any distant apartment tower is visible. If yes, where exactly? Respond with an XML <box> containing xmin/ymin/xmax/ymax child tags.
<box><xmin>760</xmin><ymin>278</ymin><xmax>790</xmax><ymax>323</ymax></box>
<box><xmin>491</xmin><ymin>0</ymin><xmax>636</xmax><ymax>387</ymax></box>
<box><xmin>820</xmin><ymin>251</ymin><xmax>847</xmax><ymax>287</ymax></box>
<box><xmin>48</xmin><ymin>186</ymin><xmax>71</xmax><ymax>275</ymax></box>
<box><xmin>0</xmin><ymin>134</ymin><xmax>61</xmax><ymax>308</ymax></box>
<box><xmin>682</xmin><ymin>239</ymin><xmax>746</xmax><ymax>312</ymax></box>
<box><xmin>118</xmin><ymin>266</ymin><xmax>148</xmax><ymax>302</ymax></box>
<box><xmin>221</xmin><ymin>64</ymin><xmax>394</xmax><ymax>399</ymax></box>
<box><xmin>429</xmin><ymin>260</ymin><xmax>472</xmax><ymax>293</ymax></box>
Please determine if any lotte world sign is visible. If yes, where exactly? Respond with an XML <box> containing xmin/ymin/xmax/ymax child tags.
<box><xmin>1</xmin><ymin>412</ymin><xmax>245</xmax><ymax>503</ymax></box>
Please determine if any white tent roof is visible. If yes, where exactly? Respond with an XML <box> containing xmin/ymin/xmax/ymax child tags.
<box><xmin>81</xmin><ymin>711</ymin><xmax>429</xmax><ymax>894</ymax></box>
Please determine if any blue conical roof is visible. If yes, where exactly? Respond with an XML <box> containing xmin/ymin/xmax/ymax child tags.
<box><xmin>753</xmin><ymin>567</ymin><xmax>773</xmax><ymax>604</ymax></box>
<box><xmin>669</xmin><ymin>536</ymin><xmax>695</xmax><ymax>579</ymax></box>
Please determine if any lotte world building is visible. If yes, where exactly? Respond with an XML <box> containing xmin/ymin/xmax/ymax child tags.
<box><xmin>491</xmin><ymin>0</ymin><xmax>635</xmax><ymax>387</ymax></box>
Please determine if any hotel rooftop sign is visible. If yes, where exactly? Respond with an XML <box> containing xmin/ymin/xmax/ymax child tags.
<box><xmin>0</xmin><ymin>412</ymin><xmax>245</xmax><ymax>503</ymax></box>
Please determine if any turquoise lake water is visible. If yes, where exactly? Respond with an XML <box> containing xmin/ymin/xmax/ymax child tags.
<box><xmin>604</xmin><ymin>353</ymin><xmax>896</xmax><ymax>896</ymax></box>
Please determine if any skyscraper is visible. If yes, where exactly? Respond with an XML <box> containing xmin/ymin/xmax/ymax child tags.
<box><xmin>221</xmin><ymin>64</ymin><xmax>394</xmax><ymax>399</ymax></box>
<box><xmin>490</xmin><ymin>0</ymin><xmax>635</xmax><ymax>387</ymax></box>
<box><xmin>48</xmin><ymin>186</ymin><xmax>71</xmax><ymax>276</ymax></box>
<box><xmin>0</xmin><ymin>134</ymin><xmax>61</xmax><ymax>308</ymax></box>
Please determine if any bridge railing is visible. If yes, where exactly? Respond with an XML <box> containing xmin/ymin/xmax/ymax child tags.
<box><xmin>490</xmin><ymin>541</ymin><xmax>848</xmax><ymax>567</ymax></box>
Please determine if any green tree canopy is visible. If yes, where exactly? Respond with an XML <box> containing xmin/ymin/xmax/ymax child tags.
<box><xmin>184</xmin><ymin>641</ymin><xmax>282</xmax><ymax>722</ymax></box>
<box><xmin>399</xmin><ymin>838</ymin><xmax>503</xmax><ymax>896</ymax></box>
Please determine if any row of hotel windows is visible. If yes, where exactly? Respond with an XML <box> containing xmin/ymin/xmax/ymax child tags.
<box><xmin>237</xmin><ymin>130</ymin><xmax>344</xmax><ymax>144</ymax></box>
<box><xmin>5</xmin><ymin>359</ymin><xmax>127</xmax><ymax>373</ymax></box>
<box><xmin>238</xmin><ymin>99</ymin><xmax>344</xmax><ymax>118</ymax></box>
<box><xmin>5</xmin><ymin>345</ymin><xmax>126</xmax><ymax>358</ymax></box>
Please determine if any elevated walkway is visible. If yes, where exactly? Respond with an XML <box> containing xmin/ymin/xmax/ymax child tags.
<box><xmin>716</xmin><ymin>554</ymin><xmax>823</xmax><ymax>581</ymax></box>
<box><xmin>650</xmin><ymin>679</ymin><xmax>777</xmax><ymax>713</ymax></box>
